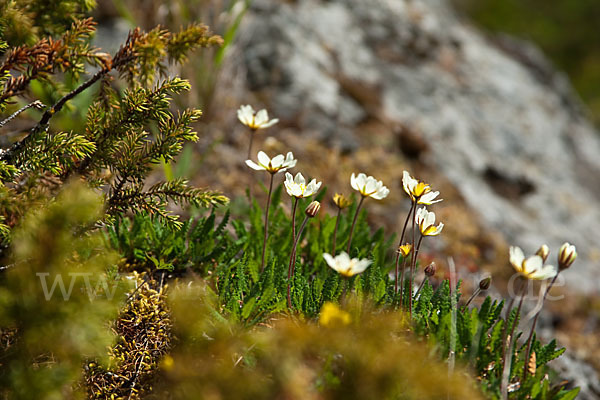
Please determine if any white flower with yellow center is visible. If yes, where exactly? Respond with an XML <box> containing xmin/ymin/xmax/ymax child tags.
<box><xmin>284</xmin><ymin>172</ymin><xmax>322</xmax><ymax>198</ymax></box>
<box><xmin>237</xmin><ymin>104</ymin><xmax>279</xmax><ymax>130</ymax></box>
<box><xmin>509</xmin><ymin>246</ymin><xmax>557</xmax><ymax>280</ymax></box>
<box><xmin>246</xmin><ymin>151</ymin><xmax>297</xmax><ymax>174</ymax></box>
<box><xmin>415</xmin><ymin>207</ymin><xmax>444</xmax><ymax>236</ymax></box>
<box><xmin>323</xmin><ymin>252</ymin><xmax>372</xmax><ymax>277</ymax></box>
<box><xmin>402</xmin><ymin>171</ymin><xmax>442</xmax><ymax>205</ymax></box>
<box><xmin>350</xmin><ymin>173</ymin><xmax>389</xmax><ymax>200</ymax></box>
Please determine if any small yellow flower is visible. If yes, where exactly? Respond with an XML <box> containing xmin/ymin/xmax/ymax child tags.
<box><xmin>415</xmin><ymin>207</ymin><xmax>444</xmax><ymax>236</ymax></box>
<box><xmin>402</xmin><ymin>171</ymin><xmax>442</xmax><ymax>205</ymax></box>
<box><xmin>333</xmin><ymin>193</ymin><xmax>352</xmax><ymax>209</ymax></box>
<box><xmin>237</xmin><ymin>104</ymin><xmax>279</xmax><ymax>130</ymax></box>
<box><xmin>350</xmin><ymin>173</ymin><xmax>389</xmax><ymax>200</ymax></box>
<box><xmin>246</xmin><ymin>150</ymin><xmax>297</xmax><ymax>174</ymax></box>
<box><xmin>319</xmin><ymin>302</ymin><xmax>351</xmax><ymax>327</ymax></box>
<box><xmin>557</xmin><ymin>242</ymin><xmax>577</xmax><ymax>270</ymax></box>
<box><xmin>509</xmin><ymin>246</ymin><xmax>557</xmax><ymax>280</ymax></box>
<box><xmin>398</xmin><ymin>243</ymin><xmax>412</xmax><ymax>257</ymax></box>
<box><xmin>323</xmin><ymin>251</ymin><xmax>372</xmax><ymax>277</ymax></box>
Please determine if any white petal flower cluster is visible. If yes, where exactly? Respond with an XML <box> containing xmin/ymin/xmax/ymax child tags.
<box><xmin>323</xmin><ymin>252</ymin><xmax>372</xmax><ymax>277</ymax></box>
<box><xmin>237</xmin><ymin>105</ymin><xmax>279</xmax><ymax>130</ymax></box>
<box><xmin>284</xmin><ymin>172</ymin><xmax>322</xmax><ymax>198</ymax></box>
<box><xmin>402</xmin><ymin>171</ymin><xmax>442</xmax><ymax>205</ymax></box>
<box><xmin>509</xmin><ymin>246</ymin><xmax>557</xmax><ymax>280</ymax></box>
<box><xmin>415</xmin><ymin>207</ymin><xmax>444</xmax><ymax>236</ymax></box>
<box><xmin>246</xmin><ymin>151</ymin><xmax>297</xmax><ymax>174</ymax></box>
<box><xmin>350</xmin><ymin>173</ymin><xmax>389</xmax><ymax>200</ymax></box>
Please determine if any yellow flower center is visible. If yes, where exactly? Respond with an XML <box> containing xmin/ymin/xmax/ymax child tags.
<box><xmin>413</xmin><ymin>182</ymin><xmax>430</xmax><ymax>198</ymax></box>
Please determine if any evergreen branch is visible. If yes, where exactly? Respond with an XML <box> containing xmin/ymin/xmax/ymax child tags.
<box><xmin>0</xmin><ymin>66</ymin><xmax>110</xmax><ymax>164</ymax></box>
<box><xmin>0</xmin><ymin>101</ymin><xmax>45</xmax><ymax>129</ymax></box>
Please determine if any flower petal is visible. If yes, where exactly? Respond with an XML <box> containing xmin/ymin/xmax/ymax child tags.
<box><xmin>509</xmin><ymin>246</ymin><xmax>525</xmax><ymax>271</ymax></box>
<box><xmin>364</xmin><ymin>177</ymin><xmax>377</xmax><ymax>195</ymax></box>
<box><xmin>285</xmin><ymin>172</ymin><xmax>294</xmax><ymax>183</ymax></box>
<box><xmin>522</xmin><ymin>255</ymin><xmax>543</xmax><ymax>275</ymax></box>
<box><xmin>257</xmin><ymin>151</ymin><xmax>270</xmax><ymax>167</ymax></box>
<box><xmin>353</xmin><ymin>258</ymin><xmax>372</xmax><ymax>274</ymax></box>
<box><xmin>350</xmin><ymin>173</ymin><xmax>359</xmax><ymax>191</ymax></box>
<box><xmin>295</xmin><ymin>173</ymin><xmax>305</xmax><ymax>185</ymax></box>
<box><xmin>255</xmin><ymin>109</ymin><xmax>268</xmax><ymax>125</ymax></box>
<box><xmin>245</xmin><ymin>160</ymin><xmax>264</xmax><ymax>170</ymax></box>
<box><xmin>271</xmin><ymin>154</ymin><xmax>285</xmax><ymax>168</ymax></box>
<box><xmin>261</xmin><ymin>118</ymin><xmax>279</xmax><ymax>129</ymax></box>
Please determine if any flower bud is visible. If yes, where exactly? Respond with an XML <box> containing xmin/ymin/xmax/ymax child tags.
<box><xmin>479</xmin><ymin>277</ymin><xmax>491</xmax><ymax>291</ymax></box>
<box><xmin>398</xmin><ymin>243</ymin><xmax>412</xmax><ymax>257</ymax></box>
<box><xmin>535</xmin><ymin>244</ymin><xmax>550</xmax><ymax>263</ymax></box>
<box><xmin>424</xmin><ymin>262</ymin><xmax>436</xmax><ymax>277</ymax></box>
<box><xmin>557</xmin><ymin>242</ymin><xmax>577</xmax><ymax>270</ymax></box>
<box><xmin>305</xmin><ymin>201</ymin><xmax>321</xmax><ymax>218</ymax></box>
<box><xmin>333</xmin><ymin>193</ymin><xmax>352</xmax><ymax>209</ymax></box>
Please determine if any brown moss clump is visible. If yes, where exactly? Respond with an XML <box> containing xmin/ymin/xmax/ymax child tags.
<box><xmin>85</xmin><ymin>274</ymin><xmax>171</xmax><ymax>399</ymax></box>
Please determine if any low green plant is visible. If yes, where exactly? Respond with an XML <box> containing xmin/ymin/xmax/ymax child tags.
<box><xmin>106</xmin><ymin>180</ymin><xmax>579</xmax><ymax>398</ymax></box>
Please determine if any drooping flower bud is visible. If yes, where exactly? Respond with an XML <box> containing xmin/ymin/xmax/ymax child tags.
<box><xmin>557</xmin><ymin>242</ymin><xmax>577</xmax><ymax>270</ymax></box>
<box><xmin>479</xmin><ymin>276</ymin><xmax>492</xmax><ymax>291</ymax></box>
<box><xmin>424</xmin><ymin>262</ymin><xmax>436</xmax><ymax>277</ymax></box>
<box><xmin>305</xmin><ymin>201</ymin><xmax>321</xmax><ymax>218</ymax></box>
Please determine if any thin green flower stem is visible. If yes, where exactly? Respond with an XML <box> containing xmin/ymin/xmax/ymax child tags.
<box><xmin>414</xmin><ymin>275</ymin><xmax>428</xmax><ymax>301</ymax></box>
<box><xmin>394</xmin><ymin>202</ymin><xmax>415</xmax><ymax>293</ymax></box>
<box><xmin>522</xmin><ymin>274</ymin><xmax>559</xmax><ymax>382</ymax></box>
<box><xmin>287</xmin><ymin>215</ymin><xmax>310</xmax><ymax>308</ymax></box>
<box><xmin>501</xmin><ymin>282</ymin><xmax>526</xmax><ymax>400</ymax></box>
<box><xmin>291</xmin><ymin>197</ymin><xmax>299</xmax><ymax>255</ymax></box>
<box><xmin>247</xmin><ymin>130</ymin><xmax>256</xmax><ymax>160</ymax></box>
<box><xmin>342</xmin><ymin>277</ymin><xmax>350</xmax><ymax>300</ymax></box>
<box><xmin>409</xmin><ymin>234</ymin><xmax>424</xmax><ymax>319</ymax></box>
<box><xmin>399</xmin><ymin>258</ymin><xmax>407</xmax><ymax>307</ymax></box>
<box><xmin>465</xmin><ymin>287</ymin><xmax>482</xmax><ymax>308</ymax></box>
<box><xmin>332</xmin><ymin>207</ymin><xmax>342</xmax><ymax>255</ymax></box>
<box><xmin>287</xmin><ymin>197</ymin><xmax>299</xmax><ymax>282</ymax></box>
<box><xmin>500</xmin><ymin>295</ymin><xmax>516</xmax><ymax>365</ymax></box>
<box><xmin>346</xmin><ymin>196</ymin><xmax>366</xmax><ymax>254</ymax></box>
<box><xmin>408</xmin><ymin>200</ymin><xmax>417</xmax><ymax>314</ymax></box>
<box><xmin>247</xmin><ymin>129</ymin><xmax>256</xmax><ymax>201</ymax></box>
<box><xmin>260</xmin><ymin>172</ymin><xmax>275</xmax><ymax>272</ymax></box>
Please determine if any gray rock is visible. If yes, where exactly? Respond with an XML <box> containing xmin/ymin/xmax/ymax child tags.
<box><xmin>237</xmin><ymin>0</ymin><xmax>600</xmax><ymax>296</ymax></box>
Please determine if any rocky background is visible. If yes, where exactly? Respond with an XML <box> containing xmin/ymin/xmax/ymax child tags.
<box><xmin>96</xmin><ymin>0</ymin><xmax>600</xmax><ymax>397</ymax></box>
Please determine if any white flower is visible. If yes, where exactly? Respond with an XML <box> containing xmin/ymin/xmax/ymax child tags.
<box><xmin>246</xmin><ymin>151</ymin><xmax>297</xmax><ymax>174</ymax></box>
<box><xmin>350</xmin><ymin>173</ymin><xmax>389</xmax><ymax>200</ymax></box>
<box><xmin>323</xmin><ymin>252</ymin><xmax>372</xmax><ymax>277</ymax></box>
<box><xmin>557</xmin><ymin>242</ymin><xmax>577</xmax><ymax>270</ymax></box>
<box><xmin>237</xmin><ymin>104</ymin><xmax>279</xmax><ymax>130</ymax></box>
<box><xmin>284</xmin><ymin>172</ymin><xmax>322</xmax><ymax>198</ymax></box>
<box><xmin>402</xmin><ymin>171</ymin><xmax>442</xmax><ymax>205</ymax></box>
<box><xmin>415</xmin><ymin>207</ymin><xmax>444</xmax><ymax>236</ymax></box>
<box><xmin>509</xmin><ymin>246</ymin><xmax>557</xmax><ymax>280</ymax></box>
